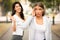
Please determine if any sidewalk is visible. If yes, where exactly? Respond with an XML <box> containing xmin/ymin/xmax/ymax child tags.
<box><xmin>0</xmin><ymin>23</ymin><xmax>12</xmax><ymax>40</ymax></box>
<box><xmin>0</xmin><ymin>22</ymin><xmax>60</xmax><ymax>40</ymax></box>
<box><xmin>52</xmin><ymin>24</ymin><xmax>60</xmax><ymax>38</ymax></box>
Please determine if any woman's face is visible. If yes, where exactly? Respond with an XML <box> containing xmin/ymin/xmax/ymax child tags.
<box><xmin>14</xmin><ymin>4</ymin><xmax>21</xmax><ymax>13</ymax></box>
<box><xmin>34</xmin><ymin>6</ymin><xmax>44</xmax><ymax>17</ymax></box>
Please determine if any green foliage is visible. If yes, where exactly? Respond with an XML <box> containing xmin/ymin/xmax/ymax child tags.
<box><xmin>3</xmin><ymin>0</ymin><xmax>12</xmax><ymax>12</ymax></box>
<box><xmin>28</xmin><ymin>0</ymin><xmax>60</xmax><ymax>8</ymax></box>
<box><xmin>29</xmin><ymin>0</ymin><xmax>43</xmax><ymax>3</ymax></box>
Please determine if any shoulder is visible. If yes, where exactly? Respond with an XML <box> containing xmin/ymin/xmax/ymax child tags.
<box><xmin>13</xmin><ymin>15</ymin><xmax>18</xmax><ymax>20</ymax></box>
<box><xmin>13</xmin><ymin>15</ymin><xmax>16</xmax><ymax>18</ymax></box>
<box><xmin>44</xmin><ymin>16</ymin><xmax>52</xmax><ymax>27</ymax></box>
<box><xmin>43</xmin><ymin>16</ymin><xmax>51</xmax><ymax>22</ymax></box>
<box><xmin>43</xmin><ymin>16</ymin><xmax>52</xmax><ymax>25</ymax></box>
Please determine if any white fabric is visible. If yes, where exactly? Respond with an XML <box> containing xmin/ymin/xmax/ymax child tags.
<box><xmin>12</xmin><ymin>14</ymin><xmax>33</xmax><ymax>36</ymax></box>
<box><xmin>29</xmin><ymin>16</ymin><xmax>52</xmax><ymax>40</ymax></box>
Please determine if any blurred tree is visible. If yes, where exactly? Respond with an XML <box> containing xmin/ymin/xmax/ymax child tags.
<box><xmin>2</xmin><ymin>0</ymin><xmax>19</xmax><ymax>16</ymax></box>
<box><xmin>28</xmin><ymin>0</ymin><xmax>43</xmax><ymax>3</ymax></box>
<box><xmin>56</xmin><ymin>0</ymin><xmax>60</xmax><ymax>9</ymax></box>
<box><xmin>2</xmin><ymin>0</ymin><xmax>13</xmax><ymax>16</ymax></box>
<box><xmin>4</xmin><ymin>0</ymin><xmax>11</xmax><ymax>11</ymax></box>
<box><xmin>28</xmin><ymin>0</ymin><xmax>60</xmax><ymax>8</ymax></box>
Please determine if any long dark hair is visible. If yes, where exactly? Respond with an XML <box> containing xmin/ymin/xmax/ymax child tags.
<box><xmin>11</xmin><ymin>2</ymin><xmax>24</xmax><ymax>20</ymax></box>
<box><xmin>33</xmin><ymin>2</ymin><xmax>45</xmax><ymax>16</ymax></box>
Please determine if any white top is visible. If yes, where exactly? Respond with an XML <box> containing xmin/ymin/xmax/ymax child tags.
<box><xmin>29</xmin><ymin>16</ymin><xmax>52</xmax><ymax>40</ymax></box>
<box><xmin>12</xmin><ymin>14</ymin><xmax>33</xmax><ymax>36</ymax></box>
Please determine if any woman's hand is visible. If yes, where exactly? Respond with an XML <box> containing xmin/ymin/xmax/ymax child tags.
<box><xmin>10</xmin><ymin>16</ymin><xmax>16</xmax><ymax>22</ymax></box>
<box><xmin>10</xmin><ymin>16</ymin><xmax>16</xmax><ymax>32</ymax></box>
<box><xmin>32</xmin><ymin>8</ymin><xmax>35</xmax><ymax>17</ymax></box>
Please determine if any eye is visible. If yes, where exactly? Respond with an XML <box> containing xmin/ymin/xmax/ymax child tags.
<box><xmin>16</xmin><ymin>6</ymin><xmax>18</xmax><ymax>7</ymax></box>
<box><xmin>39</xmin><ymin>9</ymin><xmax>41</xmax><ymax>10</ymax></box>
<box><xmin>39</xmin><ymin>8</ymin><xmax>43</xmax><ymax>10</ymax></box>
<box><xmin>34</xmin><ymin>8</ymin><xmax>37</xmax><ymax>10</ymax></box>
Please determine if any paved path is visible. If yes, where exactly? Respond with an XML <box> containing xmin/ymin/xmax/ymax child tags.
<box><xmin>0</xmin><ymin>23</ymin><xmax>60</xmax><ymax>40</ymax></box>
<box><xmin>0</xmin><ymin>23</ymin><xmax>12</xmax><ymax>40</ymax></box>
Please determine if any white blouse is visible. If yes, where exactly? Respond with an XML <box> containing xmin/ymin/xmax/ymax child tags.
<box><xmin>29</xmin><ymin>16</ymin><xmax>52</xmax><ymax>40</ymax></box>
<box><xmin>12</xmin><ymin>14</ymin><xmax>33</xmax><ymax>36</ymax></box>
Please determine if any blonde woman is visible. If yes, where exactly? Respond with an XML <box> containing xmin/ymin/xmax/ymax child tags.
<box><xmin>29</xmin><ymin>2</ymin><xmax>52</xmax><ymax>40</ymax></box>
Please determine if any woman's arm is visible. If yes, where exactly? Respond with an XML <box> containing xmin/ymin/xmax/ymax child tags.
<box><xmin>12</xmin><ymin>21</ymin><xmax>16</xmax><ymax>32</ymax></box>
<box><xmin>14</xmin><ymin>9</ymin><xmax>35</xmax><ymax>29</ymax></box>
<box><xmin>16</xmin><ymin>9</ymin><xmax>35</xmax><ymax>29</ymax></box>
<box><xmin>29</xmin><ymin>28</ymin><xmax>35</xmax><ymax>40</ymax></box>
<box><xmin>45</xmin><ymin>18</ymin><xmax>52</xmax><ymax>40</ymax></box>
<box><xmin>10</xmin><ymin>16</ymin><xmax>16</xmax><ymax>32</ymax></box>
<box><xmin>16</xmin><ymin>16</ymin><xmax>34</xmax><ymax>29</ymax></box>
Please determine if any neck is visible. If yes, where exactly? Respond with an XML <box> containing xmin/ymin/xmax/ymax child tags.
<box><xmin>36</xmin><ymin>16</ymin><xmax>43</xmax><ymax>20</ymax></box>
<box><xmin>16</xmin><ymin>12</ymin><xmax>20</xmax><ymax>17</ymax></box>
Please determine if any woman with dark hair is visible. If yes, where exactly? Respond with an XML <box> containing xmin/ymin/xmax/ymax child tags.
<box><xmin>11</xmin><ymin>2</ymin><xmax>24</xmax><ymax>20</ymax></box>
<box><xmin>29</xmin><ymin>2</ymin><xmax>52</xmax><ymax>40</ymax></box>
<box><xmin>11</xmin><ymin>2</ymin><xmax>34</xmax><ymax>40</ymax></box>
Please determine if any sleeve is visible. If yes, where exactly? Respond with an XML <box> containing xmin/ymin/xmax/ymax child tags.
<box><xmin>45</xmin><ymin>18</ymin><xmax>52</xmax><ymax>40</ymax></box>
<box><xmin>29</xmin><ymin>28</ymin><xmax>35</xmax><ymax>40</ymax></box>
<box><xmin>16</xmin><ymin>16</ymin><xmax>34</xmax><ymax>29</ymax></box>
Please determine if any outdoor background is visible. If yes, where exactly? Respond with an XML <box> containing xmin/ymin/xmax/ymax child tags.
<box><xmin>0</xmin><ymin>0</ymin><xmax>60</xmax><ymax>40</ymax></box>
